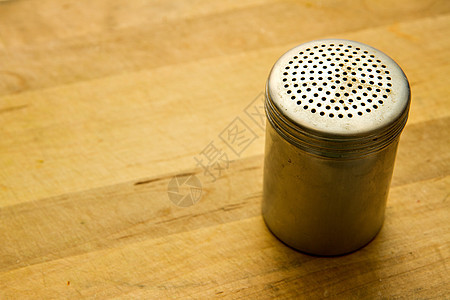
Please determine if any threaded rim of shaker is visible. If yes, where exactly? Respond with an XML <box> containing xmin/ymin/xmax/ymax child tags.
<box><xmin>265</xmin><ymin>86</ymin><xmax>409</xmax><ymax>158</ymax></box>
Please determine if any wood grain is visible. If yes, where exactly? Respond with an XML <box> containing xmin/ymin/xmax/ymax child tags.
<box><xmin>0</xmin><ymin>0</ymin><xmax>449</xmax><ymax>298</ymax></box>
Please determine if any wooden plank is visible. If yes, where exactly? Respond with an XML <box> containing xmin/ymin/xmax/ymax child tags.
<box><xmin>0</xmin><ymin>14</ymin><xmax>449</xmax><ymax>206</ymax></box>
<box><xmin>0</xmin><ymin>1</ymin><xmax>448</xmax><ymax>96</ymax></box>
<box><xmin>0</xmin><ymin>175</ymin><xmax>448</xmax><ymax>299</ymax></box>
<box><xmin>0</xmin><ymin>0</ymin><xmax>449</xmax><ymax>298</ymax></box>
<box><xmin>393</xmin><ymin>117</ymin><xmax>450</xmax><ymax>187</ymax></box>
<box><xmin>0</xmin><ymin>0</ymin><xmax>276</xmax><ymax>49</ymax></box>
<box><xmin>0</xmin><ymin>116</ymin><xmax>448</xmax><ymax>294</ymax></box>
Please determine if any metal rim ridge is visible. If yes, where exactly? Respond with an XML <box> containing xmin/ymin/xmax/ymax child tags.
<box><xmin>265</xmin><ymin>83</ymin><xmax>410</xmax><ymax>159</ymax></box>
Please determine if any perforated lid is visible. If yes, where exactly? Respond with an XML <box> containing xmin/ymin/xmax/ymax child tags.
<box><xmin>267</xmin><ymin>39</ymin><xmax>410</xmax><ymax>137</ymax></box>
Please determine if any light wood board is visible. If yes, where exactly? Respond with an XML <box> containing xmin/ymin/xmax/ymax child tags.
<box><xmin>0</xmin><ymin>0</ymin><xmax>449</xmax><ymax>298</ymax></box>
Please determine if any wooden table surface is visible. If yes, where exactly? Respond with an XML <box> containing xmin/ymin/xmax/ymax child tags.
<box><xmin>0</xmin><ymin>0</ymin><xmax>449</xmax><ymax>298</ymax></box>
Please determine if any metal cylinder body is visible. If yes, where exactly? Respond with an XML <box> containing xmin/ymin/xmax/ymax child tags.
<box><xmin>262</xmin><ymin>39</ymin><xmax>410</xmax><ymax>256</ymax></box>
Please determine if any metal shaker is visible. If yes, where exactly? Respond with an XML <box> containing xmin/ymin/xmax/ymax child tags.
<box><xmin>262</xmin><ymin>39</ymin><xmax>410</xmax><ymax>256</ymax></box>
